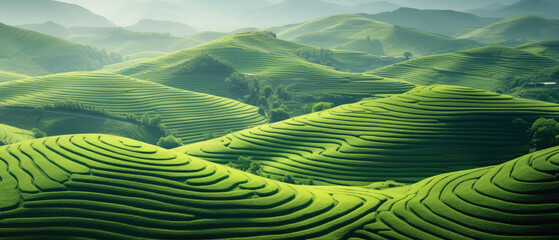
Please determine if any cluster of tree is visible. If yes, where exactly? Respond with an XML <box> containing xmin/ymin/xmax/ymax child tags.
<box><xmin>312</xmin><ymin>102</ymin><xmax>334</xmax><ymax>112</ymax></box>
<box><xmin>31</xmin><ymin>128</ymin><xmax>47</xmax><ymax>138</ymax></box>
<box><xmin>225</xmin><ymin>73</ymin><xmax>292</xmax><ymax>122</ymax></box>
<box><xmin>41</xmin><ymin>100</ymin><xmax>170</xmax><ymax>140</ymax></box>
<box><xmin>227</xmin><ymin>156</ymin><xmax>269</xmax><ymax>178</ymax></box>
<box><xmin>280</xmin><ymin>174</ymin><xmax>314</xmax><ymax>185</ymax></box>
<box><xmin>363</xmin><ymin>180</ymin><xmax>406</xmax><ymax>190</ymax></box>
<box><xmin>109</xmin><ymin>28</ymin><xmax>173</xmax><ymax>39</ymax></box>
<box><xmin>497</xmin><ymin>64</ymin><xmax>559</xmax><ymax>95</ymax></box>
<box><xmin>294</xmin><ymin>48</ymin><xmax>343</xmax><ymax>70</ymax></box>
<box><xmin>168</xmin><ymin>54</ymin><xmax>235</xmax><ymax>75</ymax></box>
<box><xmin>157</xmin><ymin>135</ymin><xmax>183</xmax><ymax>149</ymax></box>
<box><xmin>525</xmin><ymin>118</ymin><xmax>559</xmax><ymax>152</ymax></box>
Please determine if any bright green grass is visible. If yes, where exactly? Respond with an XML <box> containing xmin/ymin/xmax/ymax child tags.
<box><xmin>369</xmin><ymin>45</ymin><xmax>558</xmax><ymax>91</ymax></box>
<box><xmin>0</xmin><ymin>72</ymin><xmax>267</xmax><ymax>144</ymax></box>
<box><xmin>0</xmin><ymin>106</ymin><xmax>160</xmax><ymax>144</ymax></box>
<box><xmin>0</xmin><ymin>23</ymin><xmax>119</xmax><ymax>76</ymax></box>
<box><xmin>516</xmin><ymin>40</ymin><xmax>559</xmax><ymax>60</ymax></box>
<box><xmin>177</xmin><ymin>85</ymin><xmax>559</xmax><ymax>185</ymax></box>
<box><xmin>0</xmin><ymin>123</ymin><xmax>33</xmax><ymax>144</ymax></box>
<box><xmin>459</xmin><ymin>15</ymin><xmax>559</xmax><ymax>45</ymax></box>
<box><xmin>276</xmin><ymin>14</ymin><xmax>480</xmax><ymax>57</ymax></box>
<box><xmin>116</xmin><ymin>31</ymin><xmax>414</xmax><ymax>98</ymax></box>
<box><xmin>0</xmin><ymin>133</ymin><xmax>558</xmax><ymax>239</ymax></box>
<box><xmin>0</xmin><ymin>71</ymin><xmax>27</xmax><ymax>82</ymax></box>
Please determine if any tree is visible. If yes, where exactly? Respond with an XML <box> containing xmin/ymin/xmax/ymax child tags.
<box><xmin>403</xmin><ymin>52</ymin><xmax>413</xmax><ymax>60</ymax></box>
<box><xmin>31</xmin><ymin>128</ymin><xmax>47</xmax><ymax>138</ymax></box>
<box><xmin>312</xmin><ymin>102</ymin><xmax>334</xmax><ymax>112</ymax></box>
<box><xmin>528</xmin><ymin>118</ymin><xmax>559</xmax><ymax>152</ymax></box>
<box><xmin>157</xmin><ymin>135</ymin><xmax>183</xmax><ymax>149</ymax></box>
<box><xmin>269</xmin><ymin>108</ymin><xmax>290</xmax><ymax>123</ymax></box>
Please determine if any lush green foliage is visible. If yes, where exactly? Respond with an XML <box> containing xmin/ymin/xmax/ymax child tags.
<box><xmin>0</xmin><ymin>134</ymin><xmax>558</xmax><ymax>238</ymax></box>
<box><xmin>0</xmin><ymin>123</ymin><xmax>34</xmax><ymax>145</ymax></box>
<box><xmin>312</xmin><ymin>102</ymin><xmax>334</xmax><ymax>112</ymax></box>
<box><xmin>157</xmin><ymin>135</ymin><xmax>183</xmax><ymax>149</ymax></box>
<box><xmin>528</xmin><ymin>118</ymin><xmax>559</xmax><ymax>152</ymax></box>
<box><xmin>168</xmin><ymin>54</ymin><xmax>235</xmax><ymax>75</ymax></box>
<box><xmin>179</xmin><ymin>85</ymin><xmax>559</xmax><ymax>185</ymax></box>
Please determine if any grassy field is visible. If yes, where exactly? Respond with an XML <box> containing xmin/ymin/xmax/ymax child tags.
<box><xmin>0</xmin><ymin>106</ymin><xmax>161</xmax><ymax>144</ymax></box>
<box><xmin>274</xmin><ymin>14</ymin><xmax>481</xmax><ymax>57</ymax></box>
<box><xmin>0</xmin><ymin>71</ymin><xmax>28</xmax><ymax>82</ymax></box>
<box><xmin>516</xmin><ymin>40</ymin><xmax>559</xmax><ymax>59</ymax></box>
<box><xmin>459</xmin><ymin>15</ymin><xmax>559</xmax><ymax>45</ymax></box>
<box><xmin>116</xmin><ymin>31</ymin><xmax>414</xmax><ymax>99</ymax></box>
<box><xmin>0</xmin><ymin>123</ymin><xmax>34</xmax><ymax>144</ymax></box>
<box><xmin>0</xmin><ymin>72</ymin><xmax>267</xmax><ymax>144</ymax></box>
<box><xmin>369</xmin><ymin>45</ymin><xmax>558</xmax><ymax>91</ymax></box>
<box><xmin>0</xmin><ymin>133</ymin><xmax>557</xmax><ymax>239</ymax></box>
<box><xmin>0</xmin><ymin>23</ymin><xmax>121</xmax><ymax>76</ymax></box>
<box><xmin>177</xmin><ymin>85</ymin><xmax>559</xmax><ymax>185</ymax></box>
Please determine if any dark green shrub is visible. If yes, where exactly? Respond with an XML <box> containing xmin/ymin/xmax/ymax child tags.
<box><xmin>157</xmin><ymin>135</ymin><xmax>183</xmax><ymax>149</ymax></box>
<box><xmin>312</xmin><ymin>102</ymin><xmax>334</xmax><ymax>112</ymax></box>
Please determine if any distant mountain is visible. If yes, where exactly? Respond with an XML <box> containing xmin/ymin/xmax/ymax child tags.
<box><xmin>239</xmin><ymin>0</ymin><xmax>345</xmax><ymax>27</ymax></box>
<box><xmin>0</xmin><ymin>0</ymin><xmax>114</xmax><ymax>27</ymax></box>
<box><xmin>391</xmin><ymin>0</ymin><xmax>517</xmax><ymax>11</ymax></box>
<box><xmin>276</xmin><ymin>14</ymin><xmax>481</xmax><ymax>57</ymax></box>
<box><xmin>17</xmin><ymin>21</ymin><xmax>71</xmax><ymax>38</ymax></box>
<box><xmin>470</xmin><ymin>0</ymin><xmax>559</xmax><ymax>19</ymax></box>
<box><xmin>459</xmin><ymin>15</ymin><xmax>559</xmax><ymax>45</ymax></box>
<box><xmin>125</xmin><ymin>19</ymin><xmax>197</xmax><ymax>36</ymax></box>
<box><xmin>0</xmin><ymin>23</ymin><xmax>121</xmax><ymax>76</ymax></box>
<box><xmin>364</xmin><ymin>8</ymin><xmax>500</xmax><ymax>37</ymax></box>
<box><xmin>348</xmin><ymin>1</ymin><xmax>401</xmax><ymax>14</ymax></box>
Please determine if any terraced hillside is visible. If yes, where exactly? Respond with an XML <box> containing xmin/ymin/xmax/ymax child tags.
<box><xmin>116</xmin><ymin>31</ymin><xmax>413</xmax><ymax>98</ymax></box>
<box><xmin>0</xmin><ymin>134</ymin><xmax>558</xmax><ymax>239</ymax></box>
<box><xmin>369</xmin><ymin>46</ymin><xmax>558</xmax><ymax>91</ymax></box>
<box><xmin>0</xmin><ymin>106</ymin><xmax>161</xmax><ymax>145</ymax></box>
<box><xmin>459</xmin><ymin>15</ymin><xmax>559</xmax><ymax>45</ymax></box>
<box><xmin>274</xmin><ymin>14</ymin><xmax>481</xmax><ymax>57</ymax></box>
<box><xmin>178</xmin><ymin>85</ymin><xmax>559</xmax><ymax>185</ymax></box>
<box><xmin>517</xmin><ymin>40</ymin><xmax>559</xmax><ymax>59</ymax></box>
<box><xmin>0</xmin><ymin>71</ymin><xmax>27</xmax><ymax>82</ymax></box>
<box><xmin>0</xmin><ymin>72</ymin><xmax>267</xmax><ymax>144</ymax></box>
<box><xmin>0</xmin><ymin>23</ymin><xmax>121</xmax><ymax>76</ymax></box>
<box><xmin>0</xmin><ymin>123</ymin><xmax>33</xmax><ymax>145</ymax></box>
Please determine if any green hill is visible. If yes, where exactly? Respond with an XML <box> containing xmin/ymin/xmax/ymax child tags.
<box><xmin>470</xmin><ymin>0</ymin><xmax>559</xmax><ymax>20</ymax></box>
<box><xmin>363</xmin><ymin>7</ymin><xmax>500</xmax><ymax>37</ymax></box>
<box><xmin>459</xmin><ymin>15</ymin><xmax>559</xmax><ymax>45</ymax></box>
<box><xmin>369</xmin><ymin>45</ymin><xmax>558</xmax><ymax>91</ymax></box>
<box><xmin>0</xmin><ymin>23</ymin><xmax>121</xmax><ymax>76</ymax></box>
<box><xmin>0</xmin><ymin>123</ymin><xmax>34</xmax><ymax>145</ymax></box>
<box><xmin>516</xmin><ymin>40</ymin><xmax>559</xmax><ymax>59</ymax></box>
<box><xmin>0</xmin><ymin>71</ymin><xmax>28</xmax><ymax>82</ymax></box>
<box><xmin>0</xmin><ymin>106</ymin><xmax>162</xmax><ymax>145</ymax></box>
<box><xmin>177</xmin><ymin>85</ymin><xmax>559</xmax><ymax>185</ymax></box>
<box><xmin>276</xmin><ymin>14</ymin><xmax>481</xmax><ymax>57</ymax></box>
<box><xmin>0</xmin><ymin>72</ymin><xmax>267</xmax><ymax>144</ymax></box>
<box><xmin>116</xmin><ymin>31</ymin><xmax>413</xmax><ymax>99</ymax></box>
<box><xmin>0</xmin><ymin>133</ymin><xmax>558</xmax><ymax>238</ymax></box>
<box><xmin>17</xmin><ymin>21</ymin><xmax>71</xmax><ymax>38</ymax></box>
<box><xmin>0</xmin><ymin>0</ymin><xmax>114</xmax><ymax>27</ymax></box>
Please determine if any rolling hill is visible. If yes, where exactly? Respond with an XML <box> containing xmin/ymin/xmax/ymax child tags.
<box><xmin>0</xmin><ymin>123</ymin><xmax>34</xmax><ymax>145</ymax></box>
<box><xmin>459</xmin><ymin>15</ymin><xmax>559</xmax><ymax>45</ymax></box>
<box><xmin>116</xmin><ymin>31</ymin><xmax>414</xmax><ymax>99</ymax></box>
<box><xmin>516</xmin><ymin>40</ymin><xmax>559</xmax><ymax>59</ymax></box>
<box><xmin>275</xmin><ymin>14</ymin><xmax>481</xmax><ymax>57</ymax></box>
<box><xmin>0</xmin><ymin>0</ymin><xmax>114</xmax><ymax>27</ymax></box>
<box><xmin>0</xmin><ymin>71</ymin><xmax>28</xmax><ymax>82</ymax></box>
<box><xmin>363</xmin><ymin>7</ymin><xmax>500</xmax><ymax>37</ymax></box>
<box><xmin>0</xmin><ymin>72</ymin><xmax>267</xmax><ymax>144</ymax></box>
<box><xmin>470</xmin><ymin>0</ymin><xmax>559</xmax><ymax>20</ymax></box>
<box><xmin>0</xmin><ymin>23</ymin><xmax>121</xmax><ymax>76</ymax></box>
<box><xmin>125</xmin><ymin>19</ymin><xmax>197</xmax><ymax>36</ymax></box>
<box><xmin>0</xmin><ymin>133</ymin><xmax>557</xmax><ymax>238</ymax></box>
<box><xmin>369</xmin><ymin>45</ymin><xmax>558</xmax><ymax>91</ymax></box>
<box><xmin>177</xmin><ymin>85</ymin><xmax>559</xmax><ymax>185</ymax></box>
<box><xmin>17</xmin><ymin>21</ymin><xmax>71</xmax><ymax>38</ymax></box>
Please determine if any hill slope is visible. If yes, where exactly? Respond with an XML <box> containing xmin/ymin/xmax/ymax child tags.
<box><xmin>0</xmin><ymin>71</ymin><xmax>28</xmax><ymax>82</ymax></box>
<box><xmin>363</xmin><ymin>7</ymin><xmax>500</xmax><ymax>37</ymax></box>
<box><xmin>125</xmin><ymin>19</ymin><xmax>197</xmax><ymax>36</ymax></box>
<box><xmin>0</xmin><ymin>23</ymin><xmax>121</xmax><ymax>76</ymax></box>
<box><xmin>177</xmin><ymin>85</ymin><xmax>559</xmax><ymax>185</ymax></box>
<box><xmin>471</xmin><ymin>0</ymin><xmax>559</xmax><ymax>20</ymax></box>
<box><xmin>0</xmin><ymin>133</ymin><xmax>558</xmax><ymax>238</ymax></box>
<box><xmin>459</xmin><ymin>15</ymin><xmax>559</xmax><ymax>45</ymax></box>
<box><xmin>0</xmin><ymin>72</ymin><xmax>267</xmax><ymax>144</ymax></box>
<box><xmin>116</xmin><ymin>31</ymin><xmax>414</xmax><ymax>98</ymax></box>
<box><xmin>0</xmin><ymin>123</ymin><xmax>34</xmax><ymax>145</ymax></box>
<box><xmin>276</xmin><ymin>14</ymin><xmax>481</xmax><ymax>57</ymax></box>
<box><xmin>516</xmin><ymin>40</ymin><xmax>559</xmax><ymax>60</ymax></box>
<box><xmin>0</xmin><ymin>0</ymin><xmax>114</xmax><ymax>27</ymax></box>
<box><xmin>369</xmin><ymin>45</ymin><xmax>558</xmax><ymax>91</ymax></box>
